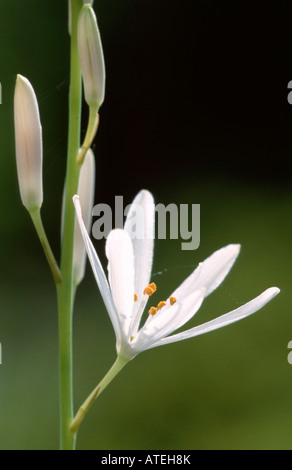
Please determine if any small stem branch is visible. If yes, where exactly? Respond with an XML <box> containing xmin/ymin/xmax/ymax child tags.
<box><xmin>29</xmin><ymin>209</ymin><xmax>62</xmax><ymax>283</ymax></box>
<box><xmin>77</xmin><ymin>106</ymin><xmax>99</xmax><ymax>165</ymax></box>
<box><xmin>70</xmin><ymin>356</ymin><xmax>128</xmax><ymax>434</ymax></box>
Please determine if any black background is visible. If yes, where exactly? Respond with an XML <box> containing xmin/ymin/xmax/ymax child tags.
<box><xmin>93</xmin><ymin>0</ymin><xmax>292</xmax><ymax>201</ymax></box>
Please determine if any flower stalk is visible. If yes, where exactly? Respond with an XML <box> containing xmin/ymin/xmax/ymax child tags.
<box><xmin>70</xmin><ymin>355</ymin><xmax>128</xmax><ymax>434</ymax></box>
<box><xmin>30</xmin><ymin>209</ymin><xmax>62</xmax><ymax>284</ymax></box>
<box><xmin>58</xmin><ymin>0</ymin><xmax>105</xmax><ymax>449</ymax></box>
<box><xmin>14</xmin><ymin>74</ymin><xmax>62</xmax><ymax>283</ymax></box>
<box><xmin>57</xmin><ymin>0</ymin><xmax>84</xmax><ymax>450</ymax></box>
<box><xmin>77</xmin><ymin>107</ymin><xmax>99</xmax><ymax>165</ymax></box>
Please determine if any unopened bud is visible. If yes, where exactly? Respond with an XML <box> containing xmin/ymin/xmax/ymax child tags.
<box><xmin>73</xmin><ymin>149</ymin><xmax>96</xmax><ymax>285</ymax></box>
<box><xmin>14</xmin><ymin>74</ymin><xmax>43</xmax><ymax>212</ymax></box>
<box><xmin>78</xmin><ymin>4</ymin><xmax>105</xmax><ymax>109</ymax></box>
<box><xmin>69</xmin><ymin>1</ymin><xmax>94</xmax><ymax>35</ymax></box>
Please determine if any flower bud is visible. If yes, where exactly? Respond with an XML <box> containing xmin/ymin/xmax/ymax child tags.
<box><xmin>73</xmin><ymin>149</ymin><xmax>96</xmax><ymax>285</ymax></box>
<box><xmin>78</xmin><ymin>4</ymin><xmax>105</xmax><ymax>109</ymax></box>
<box><xmin>69</xmin><ymin>1</ymin><xmax>94</xmax><ymax>35</ymax></box>
<box><xmin>14</xmin><ymin>74</ymin><xmax>43</xmax><ymax>211</ymax></box>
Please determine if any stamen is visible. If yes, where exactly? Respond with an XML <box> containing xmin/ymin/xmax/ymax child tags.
<box><xmin>148</xmin><ymin>282</ymin><xmax>157</xmax><ymax>292</ymax></box>
<box><xmin>143</xmin><ymin>282</ymin><xmax>157</xmax><ymax>296</ymax></box>
<box><xmin>157</xmin><ymin>301</ymin><xmax>167</xmax><ymax>310</ymax></box>
<box><xmin>143</xmin><ymin>287</ymin><xmax>154</xmax><ymax>296</ymax></box>
<box><xmin>134</xmin><ymin>293</ymin><xmax>138</xmax><ymax>302</ymax></box>
<box><xmin>148</xmin><ymin>306</ymin><xmax>157</xmax><ymax>316</ymax></box>
<box><xmin>169</xmin><ymin>296</ymin><xmax>177</xmax><ymax>305</ymax></box>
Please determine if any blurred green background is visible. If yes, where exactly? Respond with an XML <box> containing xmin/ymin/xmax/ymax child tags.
<box><xmin>0</xmin><ymin>0</ymin><xmax>291</xmax><ymax>450</ymax></box>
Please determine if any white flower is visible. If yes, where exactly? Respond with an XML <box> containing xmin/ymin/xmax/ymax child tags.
<box><xmin>73</xmin><ymin>190</ymin><xmax>280</xmax><ymax>361</ymax></box>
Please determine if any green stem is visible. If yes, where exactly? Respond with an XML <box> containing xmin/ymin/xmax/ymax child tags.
<box><xmin>29</xmin><ymin>209</ymin><xmax>62</xmax><ymax>284</ymax></box>
<box><xmin>70</xmin><ymin>356</ymin><xmax>129</xmax><ymax>434</ymax></box>
<box><xmin>57</xmin><ymin>0</ymin><xmax>83</xmax><ymax>450</ymax></box>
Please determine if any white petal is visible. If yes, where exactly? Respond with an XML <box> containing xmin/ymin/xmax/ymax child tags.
<box><xmin>133</xmin><ymin>289</ymin><xmax>205</xmax><ymax>352</ymax></box>
<box><xmin>169</xmin><ymin>244</ymin><xmax>241</xmax><ymax>302</ymax></box>
<box><xmin>149</xmin><ymin>287</ymin><xmax>280</xmax><ymax>349</ymax></box>
<box><xmin>73</xmin><ymin>149</ymin><xmax>95</xmax><ymax>286</ymax></box>
<box><xmin>106</xmin><ymin>229</ymin><xmax>135</xmax><ymax>341</ymax></box>
<box><xmin>124</xmin><ymin>190</ymin><xmax>155</xmax><ymax>335</ymax></box>
<box><xmin>73</xmin><ymin>195</ymin><xmax>121</xmax><ymax>341</ymax></box>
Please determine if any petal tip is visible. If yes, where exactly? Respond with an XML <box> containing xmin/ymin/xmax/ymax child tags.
<box><xmin>16</xmin><ymin>73</ymin><xmax>25</xmax><ymax>83</ymax></box>
<box><xmin>230</xmin><ymin>243</ymin><xmax>241</xmax><ymax>254</ymax></box>
<box><xmin>73</xmin><ymin>194</ymin><xmax>80</xmax><ymax>207</ymax></box>
<box><xmin>134</xmin><ymin>189</ymin><xmax>154</xmax><ymax>205</ymax></box>
<box><xmin>268</xmin><ymin>286</ymin><xmax>280</xmax><ymax>297</ymax></box>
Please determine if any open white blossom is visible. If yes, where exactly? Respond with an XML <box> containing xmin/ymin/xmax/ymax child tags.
<box><xmin>73</xmin><ymin>190</ymin><xmax>279</xmax><ymax>361</ymax></box>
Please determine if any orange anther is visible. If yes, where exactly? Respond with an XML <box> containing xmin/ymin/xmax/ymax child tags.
<box><xmin>143</xmin><ymin>282</ymin><xmax>157</xmax><ymax>296</ymax></box>
<box><xmin>148</xmin><ymin>307</ymin><xmax>158</xmax><ymax>316</ymax></box>
<box><xmin>157</xmin><ymin>301</ymin><xmax>167</xmax><ymax>310</ymax></box>
<box><xmin>169</xmin><ymin>296</ymin><xmax>177</xmax><ymax>305</ymax></box>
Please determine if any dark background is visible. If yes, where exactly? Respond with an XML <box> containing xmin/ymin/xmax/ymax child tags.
<box><xmin>0</xmin><ymin>0</ymin><xmax>291</xmax><ymax>450</ymax></box>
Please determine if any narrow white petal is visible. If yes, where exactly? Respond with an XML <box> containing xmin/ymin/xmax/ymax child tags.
<box><xmin>124</xmin><ymin>190</ymin><xmax>155</xmax><ymax>335</ymax></box>
<box><xmin>73</xmin><ymin>195</ymin><xmax>121</xmax><ymax>341</ymax></box>
<box><xmin>169</xmin><ymin>244</ymin><xmax>241</xmax><ymax>302</ymax></box>
<box><xmin>106</xmin><ymin>229</ymin><xmax>135</xmax><ymax>341</ymax></box>
<box><xmin>133</xmin><ymin>289</ymin><xmax>205</xmax><ymax>352</ymax></box>
<box><xmin>73</xmin><ymin>149</ymin><xmax>95</xmax><ymax>286</ymax></box>
<box><xmin>148</xmin><ymin>287</ymin><xmax>280</xmax><ymax>349</ymax></box>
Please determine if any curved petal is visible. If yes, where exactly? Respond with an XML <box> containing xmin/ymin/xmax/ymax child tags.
<box><xmin>124</xmin><ymin>190</ymin><xmax>155</xmax><ymax>335</ymax></box>
<box><xmin>106</xmin><ymin>229</ymin><xmax>135</xmax><ymax>341</ymax></box>
<box><xmin>169</xmin><ymin>244</ymin><xmax>241</xmax><ymax>302</ymax></box>
<box><xmin>73</xmin><ymin>195</ymin><xmax>121</xmax><ymax>341</ymax></box>
<box><xmin>73</xmin><ymin>149</ymin><xmax>95</xmax><ymax>286</ymax></box>
<box><xmin>133</xmin><ymin>289</ymin><xmax>205</xmax><ymax>353</ymax></box>
<box><xmin>148</xmin><ymin>287</ymin><xmax>280</xmax><ymax>349</ymax></box>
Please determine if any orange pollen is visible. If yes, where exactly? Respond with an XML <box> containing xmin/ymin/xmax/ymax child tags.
<box><xmin>157</xmin><ymin>301</ymin><xmax>167</xmax><ymax>310</ymax></box>
<box><xmin>169</xmin><ymin>296</ymin><xmax>177</xmax><ymax>305</ymax></box>
<box><xmin>148</xmin><ymin>282</ymin><xmax>157</xmax><ymax>292</ymax></box>
<box><xmin>148</xmin><ymin>306</ymin><xmax>158</xmax><ymax>316</ymax></box>
<box><xmin>134</xmin><ymin>293</ymin><xmax>138</xmax><ymax>302</ymax></box>
<box><xmin>143</xmin><ymin>282</ymin><xmax>157</xmax><ymax>296</ymax></box>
